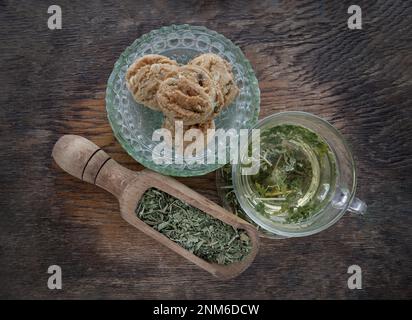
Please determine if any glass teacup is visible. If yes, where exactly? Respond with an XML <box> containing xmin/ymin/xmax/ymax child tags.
<box><xmin>232</xmin><ymin>111</ymin><xmax>367</xmax><ymax>238</ymax></box>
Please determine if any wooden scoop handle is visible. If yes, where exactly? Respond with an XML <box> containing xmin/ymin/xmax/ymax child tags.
<box><xmin>52</xmin><ymin>135</ymin><xmax>136</xmax><ymax>198</ymax></box>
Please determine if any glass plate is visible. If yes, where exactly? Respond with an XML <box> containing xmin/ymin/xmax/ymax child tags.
<box><xmin>106</xmin><ymin>24</ymin><xmax>260</xmax><ymax>176</ymax></box>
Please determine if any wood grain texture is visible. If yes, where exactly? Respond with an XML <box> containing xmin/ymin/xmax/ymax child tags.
<box><xmin>0</xmin><ymin>0</ymin><xmax>411</xmax><ymax>299</ymax></box>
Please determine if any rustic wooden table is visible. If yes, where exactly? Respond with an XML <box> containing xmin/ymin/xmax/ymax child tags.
<box><xmin>0</xmin><ymin>0</ymin><xmax>411</xmax><ymax>299</ymax></box>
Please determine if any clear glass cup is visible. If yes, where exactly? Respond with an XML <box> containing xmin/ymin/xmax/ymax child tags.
<box><xmin>232</xmin><ymin>111</ymin><xmax>367</xmax><ymax>238</ymax></box>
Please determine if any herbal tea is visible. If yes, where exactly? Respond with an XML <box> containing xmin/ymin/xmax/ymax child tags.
<box><xmin>135</xmin><ymin>188</ymin><xmax>251</xmax><ymax>265</ymax></box>
<box><xmin>242</xmin><ymin>124</ymin><xmax>337</xmax><ymax>224</ymax></box>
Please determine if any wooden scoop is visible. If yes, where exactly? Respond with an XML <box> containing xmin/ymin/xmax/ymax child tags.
<box><xmin>52</xmin><ymin>135</ymin><xmax>259</xmax><ymax>280</ymax></box>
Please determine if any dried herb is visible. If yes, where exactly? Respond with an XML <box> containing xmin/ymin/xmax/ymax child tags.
<box><xmin>135</xmin><ymin>188</ymin><xmax>251</xmax><ymax>265</ymax></box>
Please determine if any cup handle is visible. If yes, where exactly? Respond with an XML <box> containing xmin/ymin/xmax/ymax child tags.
<box><xmin>347</xmin><ymin>197</ymin><xmax>367</xmax><ymax>215</ymax></box>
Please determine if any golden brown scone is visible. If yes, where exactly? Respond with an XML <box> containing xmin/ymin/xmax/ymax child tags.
<box><xmin>126</xmin><ymin>54</ymin><xmax>177</xmax><ymax>80</ymax></box>
<box><xmin>126</xmin><ymin>55</ymin><xmax>178</xmax><ymax>110</ymax></box>
<box><xmin>129</xmin><ymin>63</ymin><xmax>179</xmax><ymax>110</ymax></box>
<box><xmin>156</xmin><ymin>75</ymin><xmax>215</xmax><ymax>125</ymax></box>
<box><xmin>178</xmin><ymin>65</ymin><xmax>224</xmax><ymax>116</ymax></box>
<box><xmin>189</xmin><ymin>53</ymin><xmax>239</xmax><ymax>108</ymax></box>
<box><xmin>162</xmin><ymin>117</ymin><xmax>215</xmax><ymax>151</ymax></box>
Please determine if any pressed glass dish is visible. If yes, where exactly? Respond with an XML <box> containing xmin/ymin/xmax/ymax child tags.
<box><xmin>105</xmin><ymin>24</ymin><xmax>260</xmax><ymax>176</ymax></box>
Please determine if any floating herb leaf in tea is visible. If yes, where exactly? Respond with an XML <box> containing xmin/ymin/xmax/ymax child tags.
<box><xmin>135</xmin><ymin>188</ymin><xmax>251</xmax><ymax>265</ymax></box>
<box><xmin>241</xmin><ymin>124</ymin><xmax>337</xmax><ymax>224</ymax></box>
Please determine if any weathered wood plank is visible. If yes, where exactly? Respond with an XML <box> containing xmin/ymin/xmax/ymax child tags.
<box><xmin>0</xmin><ymin>0</ymin><xmax>411</xmax><ymax>299</ymax></box>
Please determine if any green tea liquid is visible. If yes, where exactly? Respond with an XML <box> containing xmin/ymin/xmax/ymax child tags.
<box><xmin>244</xmin><ymin>124</ymin><xmax>337</xmax><ymax>224</ymax></box>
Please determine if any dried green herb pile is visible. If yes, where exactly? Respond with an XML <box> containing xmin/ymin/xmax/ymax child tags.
<box><xmin>135</xmin><ymin>188</ymin><xmax>251</xmax><ymax>265</ymax></box>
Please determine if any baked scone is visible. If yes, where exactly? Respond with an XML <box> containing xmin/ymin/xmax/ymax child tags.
<box><xmin>178</xmin><ymin>65</ymin><xmax>224</xmax><ymax>116</ymax></box>
<box><xmin>189</xmin><ymin>53</ymin><xmax>239</xmax><ymax>108</ymax></box>
<box><xmin>157</xmin><ymin>73</ymin><xmax>215</xmax><ymax>125</ymax></box>
<box><xmin>126</xmin><ymin>54</ymin><xmax>178</xmax><ymax>111</ymax></box>
<box><xmin>162</xmin><ymin>117</ymin><xmax>215</xmax><ymax>151</ymax></box>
